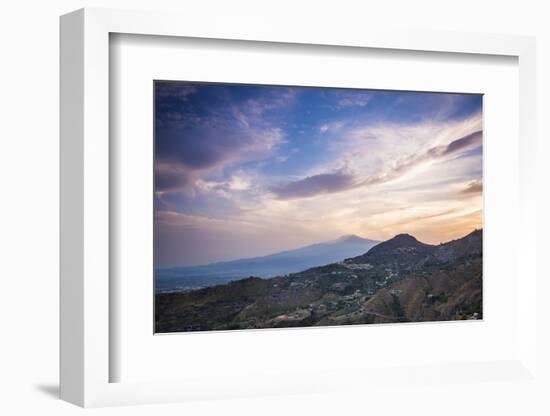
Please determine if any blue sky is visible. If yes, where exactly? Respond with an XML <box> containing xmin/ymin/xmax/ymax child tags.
<box><xmin>155</xmin><ymin>82</ymin><xmax>483</xmax><ymax>267</ymax></box>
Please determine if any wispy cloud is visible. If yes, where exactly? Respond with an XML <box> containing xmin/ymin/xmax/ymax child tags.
<box><xmin>319</xmin><ymin>121</ymin><xmax>345</xmax><ymax>133</ymax></box>
<box><xmin>244</xmin><ymin>88</ymin><xmax>297</xmax><ymax>115</ymax></box>
<box><xmin>362</xmin><ymin>130</ymin><xmax>482</xmax><ymax>186</ymax></box>
<box><xmin>334</xmin><ymin>91</ymin><xmax>371</xmax><ymax>109</ymax></box>
<box><xmin>269</xmin><ymin>128</ymin><xmax>482</xmax><ymax>200</ymax></box>
<box><xmin>461</xmin><ymin>179</ymin><xmax>483</xmax><ymax>194</ymax></box>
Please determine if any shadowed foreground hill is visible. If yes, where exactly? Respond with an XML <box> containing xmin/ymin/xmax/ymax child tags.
<box><xmin>155</xmin><ymin>230</ymin><xmax>482</xmax><ymax>332</ymax></box>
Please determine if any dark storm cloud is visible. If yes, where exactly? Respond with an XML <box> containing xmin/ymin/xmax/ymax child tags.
<box><xmin>270</xmin><ymin>171</ymin><xmax>357</xmax><ymax>200</ymax></box>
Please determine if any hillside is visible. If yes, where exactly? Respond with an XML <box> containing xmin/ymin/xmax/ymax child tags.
<box><xmin>156</xmin><ymin>235</ymin><xmax>380</xmax><ymax>292</ymax></box>
<box><xmin>155</xmin><ymin>229</ymin><xmax>482</xmax><ymax>332</ymax></box>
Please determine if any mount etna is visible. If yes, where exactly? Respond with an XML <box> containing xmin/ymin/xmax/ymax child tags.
<box><xmin>156</xmin><ymin>235</ymin><xmax>379</xmax><ymax>292</ymax></box>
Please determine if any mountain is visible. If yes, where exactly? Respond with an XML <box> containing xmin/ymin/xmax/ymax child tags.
<box><xmin>155</xmin><ymin>229</ymin><xmax>483</xmax><ymax>332</ymax></box>
<box><xmin>156</xmin><ymin>235</ymin><xmax>380</xmax><ymax>292</ymax></box>
<box><xmin>348</xmin><ymin>233</ymin><xmax>436</xmax><ymax>271</ymax></box>
<box><xmin>349</xmin><ymin>229</ymin><xmax>482</xmax><ymax>271</ymax></box>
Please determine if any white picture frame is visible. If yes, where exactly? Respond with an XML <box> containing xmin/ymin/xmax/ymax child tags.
<box><xmin>60</xmin><ymin>7</ymin><xmax>538</xmax><ymax>408</ymax></box>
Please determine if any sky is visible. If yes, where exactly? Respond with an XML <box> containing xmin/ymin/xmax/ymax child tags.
<box><xmin>155</xmin><ymin>81</ymin><xmax>483</xmax><ymax>268</ymax></box>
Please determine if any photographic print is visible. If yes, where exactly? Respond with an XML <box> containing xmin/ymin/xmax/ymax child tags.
<box><xmin>154</xmin><ymin>81</ymin><xmax>483</xmax><ymax>333</ymax></box>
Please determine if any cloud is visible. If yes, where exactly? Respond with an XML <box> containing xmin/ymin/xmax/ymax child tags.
<box><xmin>155</xmin><ymin>82</ymin><xmax>196</xmax><ymax>99</ymax></box>
<box><xmin>362</xmin><ymin>130</ymin><xmax>482</xmax><ymax>186</ymax></box>
<box><xmin>244</xmin><ymin>88</ymin><xmax>296</xmax><ymax>116</ymax></box>
<box><xmin>155</xmin><ymin>210</ymin><xmax>240</xmax><ymax>229</ymax></box>
<box><xmin>335</xmin><ymin>91</ymin><xmax>371</xmax><ymax>109</ymax></box>
<box><xmin>228</xmin><ymin>174</ymin><xmax>252</xmax><ymax>191</ymax></box>
<box><xmin>461</xmin><ymin>179</ymin><xmax>483</xmax><ymax>194</ymax></box>
<box><xmin>155</xmin><ymin>164</ymin><xmax>192</xmax><ymax>192</ymax></box>
<box><xmin>319</xmin><ymin>121</ymin><xmax>345</xmax><ymax>133</ymax></box>
<box><xmin>270</xmin><ymin>170</ymin><xmax>357</xmax><ymax>200</ymax></box>
<box><xmin>159</xmin><ymin>124</ymin><xmax>283</xmax><ymax>168</ymax></box>
<box><xmin>156</xmin><ymin>122</ymin><xmax>284</xmax><ymax>192</ymax></box>
<box><xmin>315</xmin><ymin>112</ymin><xmax>482</xmax><ymax>188</ymax></box>
<box><xmin>391</xmin><ymin>209</ymin><xmax>458</xmax><ymax>227</ymax></box>
<box><xmin>428</xmin><ymin>130</ymin><xmax>483</xmax><ymax>158</ymax></box>
<box><xmin>193</xmin><ymin>172</ymin><xmax>254</xmax><ymax>193</ymax></box>
<box><xmin>155</xmin><ymin>183</ymin><xmax>245</xmax><ymax>219</ymax></box>
<box><xmin>269</xmin><ymin>128</ymin><xmax>482</xmax><ymax>201</ymax></box>
<box><xmin>155</xmin><ymin>84</ymin><xmax>295</xmax><ymax>192</ymax></box>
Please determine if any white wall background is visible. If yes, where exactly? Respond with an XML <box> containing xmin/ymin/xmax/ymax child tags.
<box><xmin>0</xmin><ymin>0</ymin><xmax>548</xmax><ymax>415</ymax></box>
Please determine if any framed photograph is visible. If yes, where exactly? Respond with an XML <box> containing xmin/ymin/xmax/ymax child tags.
<box><xmin>153</xmin><ymin>81</ymin><xmax>484</xmax><ymax>334</ymax></box>
<box><xmin>60</xmin><ymin>8</ymin><xmax>539</xmax><ymax>408</ymax></box>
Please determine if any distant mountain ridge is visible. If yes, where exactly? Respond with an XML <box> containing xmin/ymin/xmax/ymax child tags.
<box><xmin>156</xmin><ymin>235</ymin><xmax>380</xmax><ymax>292</ymax></box>
<box><xmin>156</xmin><ymin>229</ymin><xmax>483</xmax><ymax>332</ymax></box>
